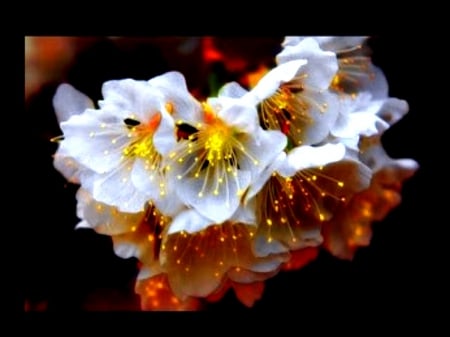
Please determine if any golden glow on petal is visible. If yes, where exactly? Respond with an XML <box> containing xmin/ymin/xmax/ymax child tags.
<box><xmin>161</xmin><ymin>222</ymin><xmax>259</xmax><ymax>298</ymax></box>
<box><xmin>165</xmin><ymin>102</ymin><xmax>174</xmax><ymax>114</ymax></box>
<box><xmin>330</xmin><ymin>44</ymin><xmax>374</xmax><ymax>95</ymax></box>
<box><xmin>256</xmin><ymin>161</ymin><xmax>362</xmax><ymax>246</ymax></box>
<box><xmin>259</xmin><ymin>73</ymin><xmax>329</xmax><ymax>147</ymax></box>
<box><xmin>260</xmin><ymin>85</ymin><xmax>312</xmax><ymax>146</ymax></box>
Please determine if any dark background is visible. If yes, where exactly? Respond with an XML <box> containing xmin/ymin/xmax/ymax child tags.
<box><xmin>22</xmin><ymin>36</ymin><xmax>434</xmax><ymax>319</ymax></box>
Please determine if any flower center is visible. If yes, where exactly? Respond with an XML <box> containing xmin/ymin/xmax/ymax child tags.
<box><xmin>259</xmin><ymin>83</ymin><xmax>313</xmax><ymax>147</ymax></box>
<box><xmin>203</xmin><ymin>119</ymin><xmax>232</xmax><ymax>166</ymax></box>
<box><xmin>169</xmin><ymin>103</ymin><xmax>258</xmax><ymax>202</ymax></box>
<box><xmin>122</xmin><ymin>112</ymin><xmax>162</xmax><ymax>160</ymax></box>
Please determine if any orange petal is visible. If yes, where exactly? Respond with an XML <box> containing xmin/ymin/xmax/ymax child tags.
<box><xmin>282</xmin><ymin>247</ymin><xmax>319</xmax><ymax>271</ymax></box>
<box><xmin>231</xmin><ymin>281</ymin><xmax>265</xmax><ymax>308</ymax></box>
<box><xmin>135</xmin><ymin>274</ymin><xmax>202</xmax><ymax>311</ymax></box>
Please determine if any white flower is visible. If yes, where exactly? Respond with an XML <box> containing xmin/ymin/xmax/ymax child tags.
<box><xmin>281</xmin><ymin>36</ymin><xmax>388</xmax><ymax>98</ymax></box>
<box><xmin>246</xmin><ymin>142</ymin><xmax>372</xmax><ymax>254</ymax></box>
<box><xmin>243</xmin><ymin>38</ymin><xmax>340</xmax><ymax>147</ymax></box>
<box><xmin>165</xmin><ymin>92</ymin><xmax>286</xmax><ymax>224</ymax></box>
<box><xmin>56</xmin><ymin>72</ymin><xmax>195</xmax><ymax>213</ymax></box>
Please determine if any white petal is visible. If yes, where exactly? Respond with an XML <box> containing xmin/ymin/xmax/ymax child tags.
<box><xmin>174</xmin><ymin>169</ymin><xmax>252</xmax><ymax>224</ymax></box>
<box><xmin>75</xmin><ymin>188</ymin><xmax>143</xmax><ymax>235</ymax></box>
<box><xmin>87</xmin><ymin>162</ymin><xmax>150</xmax><ymax>212</ymax></box>
<box><xmin>277</xmin><ymin>38</ymin><xmax>338</xmax><ymax>90</ymax></box>
<box><xmin>218</xmin><ymin>81</ymin><xmax>248</xmax><ymax>98</ymax></box>
<box><xmin>377</xmin><ymin>98</ymin><xmax>409</xmax><ymax>127</ymax></box>
<box><xmin>281</xmin><ymin>36</ymin><xmax>302</xmax><ymax>47</ymax></box>
<box><xmin>230</xmin><ymin>200</ymin><xmax>256</xmax><ymax>225</ymax></box>
<box><xmin>300</xmin><ymin>90</ymin><xmax>340</xmax><ymax>145</ymax></box>
<box><xmin>75</xmin><ymin>220</ymin><xmax>91</xmax><ymax>229</ymax></box>
<box><xmin>100</xmin><ymin>79</ymin><xmax>159</xmax><ymax>120</ymax></box>
<box><xmin>60</xmin><ymin>110</ymin><xmax>127</xmax><ymax>174</ymax></box>
<box><xmin>148</xmin><ymin>71</ymin><xmax>188</xmax><ymax>90</ymax></box>
<box><xmin>312</xmin><ymin>36</ymin><xmax>368</xmax><ymax>52</ymax></box>
<box><xmin>240</xmin><ymin>129</ymin><xmax>287</xmax><ymax>178</ymax></box>
<box><xmin>152</xmin><ymin>109</ymin><xmax>176</xmax><ymax>156</ymax></box>
<box><xmin>130</xmin><ymin>159</ymin><xmax>163</xmax><ymax>201</ymax></box>
<box><xmin>53</xmin><ymin>141</ymin><xmax>92</xmax><ymax>184</ymax></box>
<box><xmin>361</xmin><ymin>65</ymin><xmax>389</xmax><ymax>99</ymax></box>
<box><xmin>151</xmin><ymin>71</ymin><xmax>204</xmax><ymax>121</ymax></box>
<box><xmin>278</xmin><ymin>143</ymin><xmax>346</xmax><ymax>177</ymax></box>
<box><xmin>253</xmin><ymin>235</ymin><xmax>289</xmax><ymax>256</ymax></box>
<box><xmin>243</xmin><ymin>152</ymin><xmax>286</xmax><ymax>203</ymax></box>
<box><xmin>152</xmin><ymin>192</ymin><xmax>186</xmax><ymax>218</ymax></box>
<box><xmin>168</xmin><ymin>208</ymin><xmax>213</xmax><ymax>234</ymax></box>
<box><xmin>113</xmin><ymin>242</ymin><xmax>139</xmax><ymax>259</ymax></box>
<box><xmin>333</xmin><ymin>111</ymin><xmax>383</xmax><ymax>138</ymax></box>
<box><xmin>243</xmin><ymin>59</ymin><xmax>307</xmax><ymax>105</ymax></box>
<box><xmin>53</xmin><ymin>83</ymin><xmax>94</xmax><ymax>124</ymax></box>
<box><xmin>216</xmin><ymin>98</ymin><xmax>259</xmax><ymax>134</ymax></box>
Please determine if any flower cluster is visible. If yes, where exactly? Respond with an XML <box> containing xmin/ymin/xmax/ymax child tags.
<box><xmin>52</xmin><ymin>36</ymin><xmax>418</xmax><ymax>310</ymax></box>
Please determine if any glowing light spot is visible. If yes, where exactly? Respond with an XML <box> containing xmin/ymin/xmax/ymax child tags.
<box><xmin>338</xmin><ymin>181</ymin><xmax>344</xmax><ymax>187</ymax></box>
<box><xmin>266</xmin><ymin>219</ymin><xmax>273</xmax><ymax>226</ymax></box>
<box><xmin>131</xmin><ymin>226</ymin><xmax>137</xmax><ymax>232</ymax></box>
<box><xmin>355</xmin><ymin>227</ymin><xmax>363</xmax><ymax>236</ymax></box>
<box><xmin>165</xmin><ymin>102</ymin><xmax>174</xmax><ymax>114</ymax></box>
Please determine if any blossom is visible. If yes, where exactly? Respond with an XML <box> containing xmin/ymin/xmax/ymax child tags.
<box><xmin>244</xmin><ymin>142</ymin><xmax>372</xmax><ymax>255</ymax></box>
<box><xmin>280</xmin><ymin>36</ymin><xmax>387</xmax><ymax>98</ymax></box>
<box><xmin>50</xmin><ymin>36</ymin><xmax>419</xmax><ymax>310</ymax></box>
<box><xmin>164</xmin><ymin>90</ymin><xmax>286</xmax><ymax>224</ymax></box>
<box><xmin>54</xmin><ymin>72</ymin><xmax>197</xmax><ymax>213</ymax></box>
<box><xmin>243</xmin><ymin>38</ymin><xmax>340</xmax><ymax>147</ymax></box>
